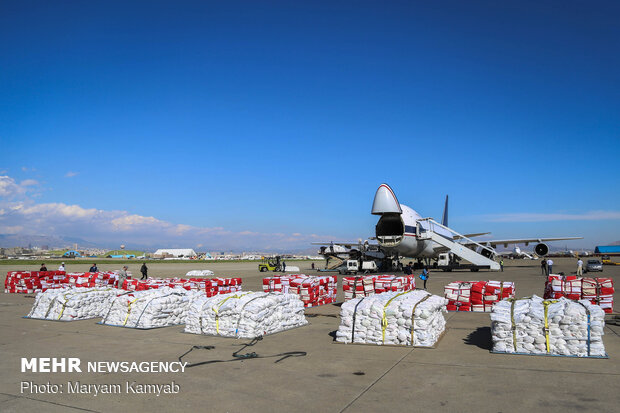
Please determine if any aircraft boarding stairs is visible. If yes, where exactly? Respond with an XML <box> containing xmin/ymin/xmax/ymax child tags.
<box><xmin>326</xmin><ymin>256</ymin><xmax>345</xmax><ymax>270</ymax></box>
<box><xmin>416</xmin><ymin>218</ymin><xmax>501</xmax><ymax>271</ymax></box>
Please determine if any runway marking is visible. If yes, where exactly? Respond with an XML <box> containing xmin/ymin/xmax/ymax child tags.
<box><xmin>0</xmin><ymin>392</ymin><xmax>100</xmax><ymax>412</ymax></box>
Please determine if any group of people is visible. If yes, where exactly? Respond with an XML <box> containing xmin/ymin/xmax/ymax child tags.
<box><xmin>39</xmin><ymin>262</ymin><xmax>66</xmax><ymax>272</ymax></box>
<box><xmin>37</xmin><ymin>262</ymin><xmax>150</xmax><ymax>288</ymax></box>
<box><xmin>540</xmin><ymin>258</ymin><xmax>555</xmax><ymax>275</ymax></box>
<box><xmin>111</xmin><ymin>263</ymin><xmax>150</xmax><ymax>287</ymax></box>
<box><xmin>540</xmin><ymin>257</ymin><xmax>586</xmax><ymax>276</ymax></box>
<box><xmin>403</xmin><ymin>261</ymin><xmax>430</xmax><ymax>290</ymax></box>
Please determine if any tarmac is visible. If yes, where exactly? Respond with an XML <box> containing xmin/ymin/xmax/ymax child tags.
<box><xmin>0</xmin><ymin>258</ymin><xmax>618</xmax><ymax>413</ymax></box>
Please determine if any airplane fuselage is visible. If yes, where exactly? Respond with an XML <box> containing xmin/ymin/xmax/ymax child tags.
<box><xmin>375</xmin><ymin>203</ymin><xmax>451</xmax><ymax>259</ymax></box>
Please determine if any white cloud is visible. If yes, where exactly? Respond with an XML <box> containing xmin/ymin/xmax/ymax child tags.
<box><xmin>21</xmin><ymin>179</ymin><xmax>39</xmax><ymax>187</ymax></box>
<box><xmin>484</xmin><ymin>211</ymin><xmax>620</xmax><ymax>222</ymax></box>
<box><xmin>0</xmin><ymin>200</ymin><xmax>334</xmax><ymax>249</ymax></box>
<box><xmin>65</xmin><ymin>171</ymin><xmax>79</xmax><ymax>178</ymax></box>
<box><xmin>0</xmin><ymin>173</ymin><xmax>338</xmax><ymax>250</ymax></box>
<box><xmin>0</xmin><ymin>225</ymin><xmax>23</xmax><ymax>234</ymax></box>
<box><xmin>0</xmin><ymin>176</ymin><xmax>27</xmax><ymax>198</ymax></box>
<box><xmin>0</xmin><ymin>176</ymin><xmax>41</xmax><ymax>199</ymax></box>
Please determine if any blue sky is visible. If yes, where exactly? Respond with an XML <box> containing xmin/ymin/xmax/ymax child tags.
<box><xmin>1</xmin><ymin>1</ymin><xmax>619</xmax><ymax>250</ymax></box>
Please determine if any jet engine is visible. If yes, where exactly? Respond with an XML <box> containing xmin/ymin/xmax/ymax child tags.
<box><xmin>534</xmin><ymin>243</ymin><xmax>549</xmax><ymax>256</ymax></box>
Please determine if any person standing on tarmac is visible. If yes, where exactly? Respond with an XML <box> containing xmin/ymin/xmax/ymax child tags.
<box><xmin>39</xmin><ymin>263</ymin><xmax>47</xmax><ymax>272</ymax></box>
<box><xmin>117</xmin><ymin>265</ymin><xmax>129</xmax><ymax>288</ymax></box>
<box><xmin>404</xmin><ymin>262</ymin><xmax>413</xmax><ymax>275</ymax></box>
<box><xmin>500</xmin><ymin>259</ymin><xmax>504</xmax><ymax>272</ymax></box>
<box><xmin>541</xmin><ymin>259</ymin><xmax>547</xmax><ymax>276</ymax></box>
<box><xmin>140</xmin><ymin>262</ymin><xmax>148</xmax><ymax>280</ymax></box>
<box><xmin>282</xmin><ymin>260</ymin><xmax>286</xmax><ymax>272</ymax></box>
<box><xmin>547</xmin><ymin>258</ymin><xmax>554</xmax><ymax>274</ymax></box>
<box><xmin>89</xmin><ymin>263</ymin><xmax>98</xmax><ymax>272</ymax></box>
<box><xmin>420</xmin><ymin>267</ymin><xmax>430</xmax><ymax>290</ymax></box>
<box><xmin>577</xmin><ymin>258</ymin><xmax>583</xmax><ymax>276</ymax></box>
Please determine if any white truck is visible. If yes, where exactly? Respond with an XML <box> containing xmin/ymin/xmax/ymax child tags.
<box><xmin>434</xmin><ymin>252</ymin><xmax>483</xmax><ymax>272</ymax></box>
<box><xmin>339</xmin><ymin>260</ymin><xmax>378</xmax><ymax>275</ymax></box>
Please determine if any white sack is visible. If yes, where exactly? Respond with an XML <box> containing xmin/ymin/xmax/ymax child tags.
<box><xmin>185</xmin><ymin>291</ymin><xmax>307</xmax><ymax>338</ymax></box>
<box><xmin>491</xmin><ymin>295</ymin><xmax>606</xmax><ymax>357</ymax></box>
<box><xmin>27</xmin><ymin>287</ymin><xmax>118</xmax><ymax>321</ymax></box>
<box><xmin>335</xmin><ymin>290</ymin><xmax>447</xmax><ymax>347</ymax></box>
<box><xmin>101</xmin><ymin>287</ymin><xmax>200</xmax><ymax>328</ymax></box>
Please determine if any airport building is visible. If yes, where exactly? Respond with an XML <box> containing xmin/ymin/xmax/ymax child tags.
<box><xmin>153</xmin><ymin>248</ymin><xmax>197</xmax><ymax>258</ymax></box>
<box><xmin>62</xmin><ymin>250</ymin><xmax>82</xmax><ymax>258</ymax></box>
<box><xmin>594</xmin><ymin>245</ymin><xmax>620</xmax><ymax>256</ymax></box>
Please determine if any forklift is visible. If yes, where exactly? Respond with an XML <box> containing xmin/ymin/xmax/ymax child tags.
<box><xmin>258</xmin><ymin>256</ymin><xmax>282</xmax><ymax>272</ymax></box>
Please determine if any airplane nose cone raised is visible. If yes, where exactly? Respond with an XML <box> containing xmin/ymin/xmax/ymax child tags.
<box><xmin>371</xmin><ymin>184</ymin><xmax>402</xmax><ymax>215</ymax></box>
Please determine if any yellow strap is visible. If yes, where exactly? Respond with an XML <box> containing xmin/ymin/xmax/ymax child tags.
<box><xmin>213</xmin><ymin>293</ymin><xmax>251</xmax><ymax>334</ymax></box>
<box><xmin>381</xmin><ymin>291</ymin><xmax>412</xmax><ymax>344</ymax></box>
<box><xmin>123</xmin><ymin>297</ymin><xmax>141</xmax><ymax>326</ymax></box>
<box><xmin>542</xmin><ymin>299</ymin><xmax>558</xmax><ymax>353</ymax></box>
<box><xmin>56</xmin><ymin>288</ymin><xmax>110</xmax><ymax>320</ymax></box>
<box><xmin>508</xmin><ymin>298</ymin><xmax>517</xmax><ymax>351</ymax></box>
<box><xmin>57</xmin><ymin>292</ymin><xmax>72</xmax><ymax>320</ymax></box>
<box><xmin>410</xmin><ymin>294</ymin><xmax>431</xmax><ymax>346</ymax></box>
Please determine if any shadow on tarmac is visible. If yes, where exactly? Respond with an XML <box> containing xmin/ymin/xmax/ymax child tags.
<box><xmin>463</xmin><ymin>326</ymin><xmax>492</xmax><ymax>350</ymax></box>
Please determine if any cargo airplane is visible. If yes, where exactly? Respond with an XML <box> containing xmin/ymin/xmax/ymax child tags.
<box><xmin>316</xmin><ymin>184</ymin><xmax>581</xmax><ymax>267</ymax></box>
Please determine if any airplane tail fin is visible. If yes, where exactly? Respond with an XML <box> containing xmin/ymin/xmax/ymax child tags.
<box><xmin>441</xmin><ymin>195</ymin><xmax>449</xmax><ymax>226</ymax></box>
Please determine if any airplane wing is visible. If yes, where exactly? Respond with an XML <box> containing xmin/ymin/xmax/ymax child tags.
<box><xmin>453</xmin><ymin>232</ymin><xmax>491</xmax><ymax>240</ymax></box>
<box><xmin>311</xmin><ymin>241</ymin><xmax>365</xmax><ymax>248</ymax></box>
<box><xmin>462</xmin><ymin>237</ymin><xmax>583</xmax><ymax>248</ymax></box>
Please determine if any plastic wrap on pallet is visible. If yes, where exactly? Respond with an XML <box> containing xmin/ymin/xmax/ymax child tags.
<box><xmin>582</xmin><ymin>278</ymin><xmax>614</xmax><ymax>313</ymax></box>
<box><xmin>121</xmin><ymin>277</ymin><xmax>242</xmax><ymax>296</ymax></box>
<box><xmin>342</xmin><ymin>274</ymin><xmax>416</xmax><ymax>301</ymax></box>
<box><xmin>26</xmin><ymin>287</ymin><xmax>119</xmax><ymax>321</ymax></box>
<box><xmin>101</xmin><ymin>287</ymin><xmax>199</xmax><ymax>328</ymax></box>
<box><xmin>445</xmin><ymin>281</ymin><xmax>515</xmax><ymax>312</ymax></box>
<box><xmin>185</xmin><ymin>291</ymin><xmax>307</xmax><ymax>338</ymax></box>
<box><xmin>491</xmin><ymin>295</ymin><xmax>606</xmax><ymax>357</ymax></box>
<box><xmin>335</xmin><ymin>290</ymin><xmax>447</xmax><ymax>347</ymax></box>
<box><xmin>544</xmin><ymin>275</ymin><xmax>614</xmax><ymax>313</ymax></box>
<box><xmin>186</xmin><ymin>270</ymin><xmax>215</xmax><ymax>277</ymax></box>
<box><xmin>262</xmin><ymin>274</ymin><xmax>337</xmax><ymax>307</ymax></box>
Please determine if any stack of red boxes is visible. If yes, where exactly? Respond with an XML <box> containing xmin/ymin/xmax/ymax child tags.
<box><xmin>445</xmin><ymin>281</ymin><xmax>515</xmax><ymax>312</ymax></box>
<box><xmin>544</xmin><ymin>275</ymin><xmax>582</xmax><ymax>300</ymax></box>
<box><xmin>445</xmin><ymin>282</ymin><xmax>474</xmax><ymax>311</ymax></box>
<box><xmin>122</xmin><ymin>277</ymin><xmax>242</xmax><ymax>296</ymax></box>
<box><xmin>63</xmin><ymin>272</ymin><xmax>117</xmax><ymax>288</ymax></box>
<box><xmin>205</xmin><ymin>277</ymin><xmax>242</xmax><ymax>296</ymax></box>
<box><xmin>5</xmin><ymin>271</ymin><xmax>242</xmax><ymax>297</ymax></box>
<box><xmin>544</xmin><ymin>275</ymin><xmax>614</xmax><ymax>313</ymax></box>
<box><xmin>469</xmin><ymin>281</ymin><xmax>515</xmax><ymax>312</ymax></box>
<box><xmin>581</xmin><ymin>277</ymin><xmax>614</xmax><ymax>313</ymax></box>
<box><xmin>342</xmin><ymin>274</ymin><xmax>416</xmax><ymax>301</ymax></box>
<box><xmin>87</xmin><ymin>271</ymin><xmax>117</xmax><ymax>287</ymax></box>
<box><xmin>262</xmin><ymin>274</ymin><xmax>337</xmax><ymax>307</ymax></box>
<box><xmin>4</xmin><ymin>271</ymin><xmax>61</xmax><ymax>293</ymax></box>
<box><xmin>5</xmin><ymin>271</ymin><xmax>119</xmax><ymax>293</ymax></box>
